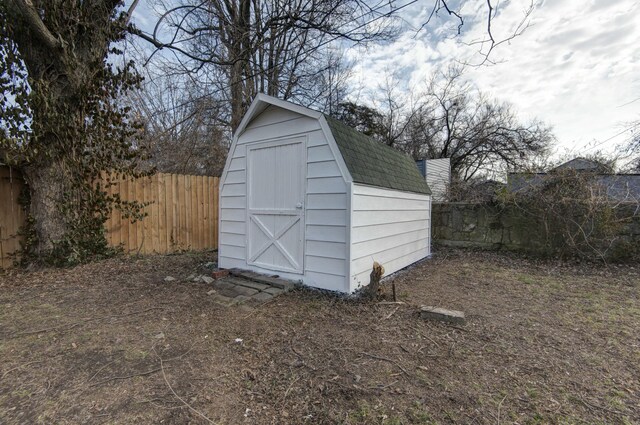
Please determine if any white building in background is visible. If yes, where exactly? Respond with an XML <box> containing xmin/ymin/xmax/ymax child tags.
<box><xmin>416</xmin><ymin>158</ymin><xmax>451</xmax><ymax>202</ymax></box>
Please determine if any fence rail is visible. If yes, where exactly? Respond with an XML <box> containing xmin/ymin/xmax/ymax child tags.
<box><xmin>0</xmin><ymin>167</ymin><xmax>220</xmax><ymax>268</ymax></box>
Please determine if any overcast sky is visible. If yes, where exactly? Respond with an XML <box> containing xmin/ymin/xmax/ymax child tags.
<box><xmin>347</xmin><ymin>0</ymin><xmax>640</xmax><ymax>156</ymax></box>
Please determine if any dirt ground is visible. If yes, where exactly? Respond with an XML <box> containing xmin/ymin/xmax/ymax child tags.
<box><xmin>1</xmin><ymin>249</ymin><xmax>639</xmax><ymax>424</ymax></box>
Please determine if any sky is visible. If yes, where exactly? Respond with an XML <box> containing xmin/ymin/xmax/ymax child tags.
<box><xmin>130</xmin><ymin>0</ymin><xmax>640</xmax><ymax>158</ymax></box>
<box><xmin>347</xmin><ymin>0</ymin><xmax>640</xmax><ymax>156</ymax></box>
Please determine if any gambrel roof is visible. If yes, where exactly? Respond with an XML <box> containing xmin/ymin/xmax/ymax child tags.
<box><xmin>233</xmin><ymin>94</ymin><xmax>431</xmax><ymax>195</ymax></box>
<box><xmin>324</xmin><ymin>115</ymin><xmax>431</xmax><ymax>195</ymax></box>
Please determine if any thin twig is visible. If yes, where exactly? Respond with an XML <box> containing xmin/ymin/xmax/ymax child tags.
<box><xmin>12</xmin><ymin>306</ymin><xmax>165</xmax><ymax>338</ymax></box>
<box><xmin>89</xmin><ymin>367</ymin><xmax>164</xmax><ymax>387</ymax></box>
<box><xmin>446</xmin><ymin>324</ymin><xmax>469</xmax><ymax>332</ymax></box>
<box><xmin>1</xmin><ymin>361</ymin><xmax>43</xmax><ymax>380</ymax></box>
<box><xmin>360</xmin><ymin>352</ymin><xmax>410</xmax><ymax>377</ymax></box>
<box><xmin>497</xmin><ymin>394</ymin><xmax>506</xmax><ymax>425</ymax></box>
<box><xmin>155</xmin><ymin>348</ymin><xmax>215</xmax><ymax>424</ymax></box>
<box><xmin>384</xmin><ymin>306</ymin><xmax>400</xmax><ymax>320</ymax></box>
<box><xmin>578</xmin><ymin>397</ymin><xmax>628</xmax><ymax>416</ymax></box>
<box><xmin>85</xmin><ymin>360</ymin><xmax>116</xmax><ymax>384</ymax></box>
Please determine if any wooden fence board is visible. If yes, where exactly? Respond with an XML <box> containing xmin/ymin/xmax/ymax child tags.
<box><xmin>0</xmin><ymin>167</ymin><xmax>25</xmax><ymax>268</ymax></box>
<box><xmin>0</xmin><ymin>168</ymin><xmax>220</xmax><ymax>268</ymax></box>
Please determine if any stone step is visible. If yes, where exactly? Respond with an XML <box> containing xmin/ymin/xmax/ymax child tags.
<box><xmin>226</xmin><ymin>277</ymin><xmax>270</xmax><ymax>291</ymax></box>
<box><xmin>420</xmin><ymin>306</ymin><xmax>466</xmax><ymax>325</ymax></box>
<box><xmin>228</xmin><ymin>269</ymin><xmax>297</xmax><ymax>291</ymax></box>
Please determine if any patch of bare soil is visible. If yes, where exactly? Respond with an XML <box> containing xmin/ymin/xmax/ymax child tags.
<box><xmin>0</xmin><ymin>249</ymin><xmax>638</xmax><ymax>424</ymax></box>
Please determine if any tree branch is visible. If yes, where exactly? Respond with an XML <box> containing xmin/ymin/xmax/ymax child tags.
<box><xmin>6</xmin><ymin>0</ymin><xmax>63</xmax><ymax>50</ymax></box>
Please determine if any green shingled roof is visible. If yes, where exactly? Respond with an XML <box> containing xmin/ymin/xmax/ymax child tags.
<box><xmin>324</xmin><ymin>115</ymin><xmax>431</xmax><ymax>195</ymax></box>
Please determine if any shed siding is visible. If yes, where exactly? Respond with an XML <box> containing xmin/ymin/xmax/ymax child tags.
<box><xmin>219</xmin><ymin>106</ymin><xmax>349</xmax><ymax>292</ymax></box>
<box><xmin>349</xmin><ymin>184</ymin><xmax>431</xmax><ymax>292</ymax></box>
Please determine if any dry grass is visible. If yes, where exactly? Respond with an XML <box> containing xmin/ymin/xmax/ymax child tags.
<box><xmin>0</xmin><ymin>249</ymin><xmax>638</xmax><ymax>424</ymax></box>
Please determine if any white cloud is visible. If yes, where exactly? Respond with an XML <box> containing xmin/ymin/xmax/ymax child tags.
<box><xmin>347</xmin><ymin>0</ymin><xmax>640</xmax><ymax>154</ymax></box>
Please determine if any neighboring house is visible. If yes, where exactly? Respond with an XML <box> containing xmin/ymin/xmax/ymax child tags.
<box><xmin>508</xmin><ymin>158</ymin><xmax>640</xmax><ymax>202</ymax></box>
<box><xmin>415</xmin><ymin>158</ymin><xmax>451</xmax><ymax>202</ymax></box>
<box><xmin>218</xmin><ymin>94</ymin><xmax>432</xmax><ymax>294</ymax></box>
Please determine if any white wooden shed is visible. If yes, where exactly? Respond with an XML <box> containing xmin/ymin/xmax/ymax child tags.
<box><xmin>218</xmin><ymin>94</ymin><xmax>432</xmax><ymax>293</ymax></box>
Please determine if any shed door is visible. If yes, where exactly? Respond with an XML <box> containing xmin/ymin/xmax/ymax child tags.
<box><xmin>247</xmin><ymin>138</ymin><xmax>305</xmax><ymax>274</ymax></box>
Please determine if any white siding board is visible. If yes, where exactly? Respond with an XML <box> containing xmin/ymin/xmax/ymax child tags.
<box><xmin>352</xmin><ymin>219</ymin><xmax>428</xmax><ymax>243</ymax></box>
<box><xmin>307</xmin><ymin>161</ymin><xmax>342</xmax><ymax>178</ymax></box>
<box><xmin>233</xmin><ymin>145</ymin><xmax>246</xmax><ymax>158</ymax></box>
<box><xmin>228</xmin><ymin>157</ymin><xmax>246</xmax><ymax>172</ymax></box>
<box><xmin>220</xmin><ymin>196</ymin><xmax>245</xmax><ymax>208</ymax></box>
<box><xmin>219</xmin><ymin>256</ymin><xmax>246</xmax><ymax>269</ymax></box>
<box><xmin>238</xmin><ymin>117</ymin><xmax>320</xmax><ymax>144</ymax></box>
<box><xmin>352</xmin><ymin>238</ymin><xmax>428</xmax><ymax>276</ymax></box>
<box><xmin>224</xmin><ymin>170</ymin><xmax>245</xmax><ymax>184</ymax></box>
<box><xmin>352</xmin><ymin>210</ymin><xmax>428</xmax><ymax>226</ymax></box>
<box><xmin>307</xmin><ymin>194</ymin><xmax>348</xmax><ymax>210</ymax></box>
<box><xmin>306</xmin><ymin>240</ymin><xmax>346</xmax><ymax>259</ymax></box>
<box><xmin>219</xmin><ymin>220</ymin><xmax>244</xmax><ymax>234</ymax></box>
<box><xmin>307</xmin><ymin>145</ymin><xmax>334</xmax><ymax>162</ymax></box>
<box><xmin>306</xmin><ymin>209</ymin><xmax>347</xmax><ymax>226</ymax></box>
<box><xmin>352</xmin><ymin>249</ymin><xmax>428</xmax><ymax>289</ymax></box>
<box><xmin>219</xmin><ymin>245</ymin><xmax>245</xmax><ymax>260</ymax></box>
<box><xmin>304</xmin><ymin>271</ymin><xmax>347</xmax><ymax>291</ymax></box>
<box><xmin>246</xmin><ymin>105</ymin><xmax>303</xmax><ymax>129</ymax></box>
<box><xmin>305</xmin><ymin>256</ymin><xmax>346</xmax><ymax>276</ymax></box>
<box><xmin>352</xmin><ymin>184</ymin><xmax>428</xmax><ymax>200</ymax></box>
<box><xmin>306</xmin><ymin>225</ymin><xmax>347</xmax><ymax>243</ymax></box>
<box><xmin>307</xmin><ymin>177</ymin><xmax>346</xmax><ymax>194</ymax></box>
<box><xmin>220</xmin><ymin>232</ymin><xmax>245</xmax><ymax>247</ymax></box>
<box><xmin>353</xmin><ymin>195</ymin><xmax>429</xmax><ymax>211</ymax></box>
<box><xmin>220</xmin><ymin>208</ymin><xmax>245</xmax><ymax>222</ymax></box>
<box><xmin>352</xmin><ymin>229</ymin><xmax>429</xmax><ymax>260</ymax></box>
<box><xmin>221</xmin><ymin>183</ymin><xmax>246</xmax><ymax>197</ymax></box>
<box><xmin>307</xmin><ymin>130</ymin><xmax>329</xmax><ymax>147</ymax></box>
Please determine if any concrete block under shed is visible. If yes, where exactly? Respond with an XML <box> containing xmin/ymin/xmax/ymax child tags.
<box><xmin>420</xmin><ymin>306</ymin><xmax>465</xmax><ymax>325</ymax></box>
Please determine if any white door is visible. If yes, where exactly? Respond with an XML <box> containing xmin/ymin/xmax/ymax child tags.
<box><xmin>247</xmin><ymin>138</ymin><xmax>305</xmax><ymax>273</ymax></box>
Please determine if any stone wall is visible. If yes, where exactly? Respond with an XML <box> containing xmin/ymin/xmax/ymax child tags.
<box><xmin>431</xmin><ymin>202</ymin><xmax>640</xmax><ymax>260</ymax></box>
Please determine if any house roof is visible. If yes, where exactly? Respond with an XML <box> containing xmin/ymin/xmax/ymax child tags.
<box><xmin>324</xmin><ymin>115</ymin><xmax>431</xmax><ymax>195</ymax></box>
<box><xmin>552</xmin><ymin>157</ymin><xmax>612</xmax><ymax>173</ymax></box>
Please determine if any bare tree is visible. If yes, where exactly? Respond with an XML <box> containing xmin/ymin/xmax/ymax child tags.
<box><xmin>135</xmin><ymin>0</ymin><xmax>399</xmax><ymax>131</ymax></box>
<box><xmin>401</xmin><ymin>66</ymin><xmax>553</xmax><ymax>180</ymax></box>
<box><xmin>132</xmin><ymin>72</ymin><xmax>229</xmax><ymax>176</ymax></box>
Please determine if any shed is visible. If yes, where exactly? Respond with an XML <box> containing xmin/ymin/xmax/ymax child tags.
<box><xmin>218</xmin><ymin>94</ymin><xmax>432</xmax><ymax>293</ymax></box>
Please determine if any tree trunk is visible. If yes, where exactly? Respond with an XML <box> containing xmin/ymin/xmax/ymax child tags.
<box><xmin>22</xmin><ymin>160</ymin><xmax>70</xmax><ymax>255</ymax></box>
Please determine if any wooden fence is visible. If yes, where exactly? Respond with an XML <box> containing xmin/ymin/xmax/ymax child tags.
<box><xmin>0</xmin><ymin>167</ymin><xmax>26</xmax><ymax>269</ymax></box>
<box><xmin>105</xmin><ymin>173</ymin><xmax>219</xmax><ymax>254</ymax></box>
<box><xmin>0</xmin><ymin>167</ymin><xmax>220</xmax><ymax>268</ymax></box>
